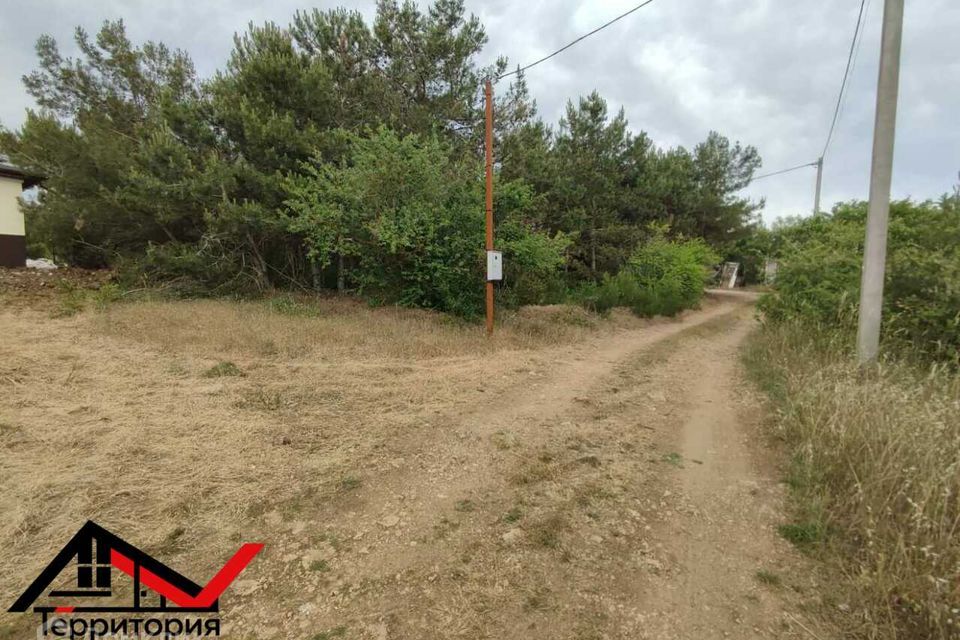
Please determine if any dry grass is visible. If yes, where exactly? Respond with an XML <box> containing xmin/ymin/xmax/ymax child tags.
<box><xmin>0</xmin><ymin>292</ymin><xmax>658</xmax><ymax>631</ymax></box>
<box><xmin>93</xmin><ymin>295</ymin><xmax>647</xmax><ymax>362</ymax></box>
<box><xmin>745</xmin><ymin>323</ymin><xmax>960</xmax><ymax>639</ymax></box>
<box><xmin>0</xmin><ymin>287</ymin><xmax>747</xmax><ymax>639</ymax></box>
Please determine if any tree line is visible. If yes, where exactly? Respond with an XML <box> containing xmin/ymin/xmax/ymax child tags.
<box><xmin>0</xmin><ymin>0</ymin><xmax>764</xmax><ymax>316</ymax></box>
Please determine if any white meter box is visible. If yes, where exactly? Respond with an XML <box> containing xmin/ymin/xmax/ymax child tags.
<box><xmin>486</xmin><ymin>250</ymin><xmax>503</xmax><ymax>281</ymax></box>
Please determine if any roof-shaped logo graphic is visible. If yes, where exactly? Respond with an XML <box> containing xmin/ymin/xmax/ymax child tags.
<box><xmin>9</xmin><ymin>521</ymin><xmax>263</xmax><ymax>614</ymax></box>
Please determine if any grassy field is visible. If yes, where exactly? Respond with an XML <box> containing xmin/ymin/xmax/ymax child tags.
<box><xmin>744</xmin><ymin>323</ymin><xmax>960</xmax><ymax>639</ymax></box>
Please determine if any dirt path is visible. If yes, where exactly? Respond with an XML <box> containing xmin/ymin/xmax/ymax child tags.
<box><xmin>241</xmin><ymin>294</ymin><xmax>831</xmax><ymax>639</ymax></box>
<box><xmin>0</xmin><ymin>292</ymin><xmax>832</xmax><ymax>640</ymax></box>
<box><xmin>634</xmin><ymin>307</ymin><xmax>830</xmax><ymax>639</ymax></box>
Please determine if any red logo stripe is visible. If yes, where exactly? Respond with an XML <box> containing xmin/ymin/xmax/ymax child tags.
<box><xmin>54</xmin><ymin>606</ymin><xmax>75</xmax><ymax>613</ymax></box>
<box><xmin>110</xmin><ymin>544</ymin><xmax>263</xmax><ymax>608</ymax></box>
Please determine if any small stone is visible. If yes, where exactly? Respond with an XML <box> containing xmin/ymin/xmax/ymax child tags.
<box><xmin>301</xmin><ymin>545</ymin><xmax>335</xmax><ymax>570</ymax></box>
<box><xmin>641</xmin><ymin>557</ymin><xmax>663</xmax><ymax>573</ymax></box>
<box><xmin>233</xmin><ymin>579</ymin><xmax>260</xmax><ymax>597</ymax></box>
<box><xmin>501</xmin><ymin>528</ymin><xmax>525</xmax><ymax>544</ymax></box>
<box><xmin>380</xmin><ymin>514</ymin><xmax>400</xmax><ymax>528</ymax></box>
<box><xmin>368</xmin><ymin>623</ymin><xmax>388</xmax><ymax>640</ymax></box>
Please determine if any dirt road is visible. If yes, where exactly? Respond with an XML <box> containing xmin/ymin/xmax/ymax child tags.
<box><xmin>0</xmin><ymin>291</ymin><xmax>830</xmax><ymax>639</ymax></box>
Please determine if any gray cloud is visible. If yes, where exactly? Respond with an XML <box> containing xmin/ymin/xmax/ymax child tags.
<box><xmin>1</xmin><ymin>0</ymin><xmax>957</xmax><ymax>223</ymax></box>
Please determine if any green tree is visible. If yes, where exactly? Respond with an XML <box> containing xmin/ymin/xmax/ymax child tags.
<box><xmin>203</xmin><ymin>21</ymin><xmax>338</xmax><ymax>288</ymax></box>
<box><xmin>1</xmin><ymin>21</ymin><xmax>207</xmax><ymax>267</ymax></box>
<box><xmin>290</xmin><ymin>8</ymin><xmax>389</xmax><ymax>133</ymax></box>
<box><xmin>1</xmin><ymin>6</ymin><xmax>762</xmax><ymax>318</ymax></box>
<box><xmin>682</xmin><ymin>131</ymin><xmax>762</xmax><ymax>244</ymax></box>
<box><xmin>552</xmin><ymin>92</ymin><xmax>635</xmax><ymax>279</ymax></box>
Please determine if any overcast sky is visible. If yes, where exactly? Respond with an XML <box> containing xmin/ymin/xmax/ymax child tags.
<box><xmin>0</xmin><ymin>0</ymin><xmax>957</xmax><ymax>224</ymax></box>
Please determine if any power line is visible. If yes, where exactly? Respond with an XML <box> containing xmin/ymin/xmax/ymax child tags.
<box><xmin>749</xmin><ymin>161</ymin><xmax>819</xmax><ymax>183</ymax></box>
<box><xmin>821</xmin><ymin>0</ymin><xmax>868</xmax><ymax>159</ymax></box>
<box><xmin>835</xmin><ymin>0</ymin><xmax>873</xmax><ymax>142</ymax></box>
<box><xmin>748</xmin><ymin>1</ymin><xmax>870</xmax><ymax>190</ymax></box>
<box><xmin>497</xmin><ymin>0</ymin><xmax>657</xmax><ymax>81</ymax></box>
<box><xmin>493</xmin><ymin>0</ymin><xmax>861</xmax><ymax>195</ymax></box>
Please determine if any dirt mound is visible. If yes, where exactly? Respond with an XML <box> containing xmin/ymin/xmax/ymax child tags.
<box><xmin>0</xmin><ymin>267</ymin><xmax>112</xmax><ymax>308</ymax></box>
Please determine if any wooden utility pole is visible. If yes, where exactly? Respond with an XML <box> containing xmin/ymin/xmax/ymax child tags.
<box><xmin>857</xmin><ymin>0</ymin><xmax>904</xmax><ymax>365</ymax></box>
<box><xmin>484</xmin><ymin>79</ymin><xmax>495</xmax><ymax>336</ymax></box>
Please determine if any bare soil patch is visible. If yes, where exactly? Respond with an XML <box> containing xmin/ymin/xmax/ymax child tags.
<box><xmin>0</xmin><ymin>267</ymin><xmax>112</xmax><ymax>310</ymax></box>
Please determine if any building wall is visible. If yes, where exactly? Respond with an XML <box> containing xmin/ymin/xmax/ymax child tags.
<box><xmin>0</xmin><ymin>176</ymin><xmax>25</xmax><ymax>236</ymax></box>
<box><xmin>0</xmin><ymin>176</ymin><xmax>26</xmax><ymax>267</ymax></box>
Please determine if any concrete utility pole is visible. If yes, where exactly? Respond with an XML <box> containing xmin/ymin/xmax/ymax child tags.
<box><xmin>857</xmin><ymin>0</ymin><xmax>904</xmax><ymax>365</ymax></box>
<box><xmin>813</xmin><ymin>156</ymin><xmax>824</xmax><ymax>215</ymax></box>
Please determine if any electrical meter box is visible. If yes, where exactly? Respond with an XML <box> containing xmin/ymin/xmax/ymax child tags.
<box><xmin>486</xmin><ymin>250</ymin><xmax>503</xmax><ymax>281</ymax></box>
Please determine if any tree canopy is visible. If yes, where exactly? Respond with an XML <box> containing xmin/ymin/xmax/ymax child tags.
<box><xmin>1</xmin><ymin>2</ymin><xmax>765</xmax><ymax>314</ymax></box>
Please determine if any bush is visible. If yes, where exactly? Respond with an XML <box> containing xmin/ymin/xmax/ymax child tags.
<box><xmin>286</xmin><ymin>128</ymin><xmax>486</xmax><ymax>316</ymax></box>
<box><xmin>496</xmin><ymin>219</ymin><xmax>571</xmax><ymax>308</ymax></box>
<box><xmin>286</xmin><ymin>129</ymin><xmax>573</xmax><ymax>317</ymax></box>
<box><xmin>115</xmin><ymin>241</ymin><xmax>259</xmax><ymax>297</ymax></box>
<box><xmin>627</xmin><ymin>236</ymin><xmax>718</xmax><ymax>315</ymax></box>
<box><xmin>575</xmin><ymin>237</ymin><xmax>718</xmax><ymax>317</ymax></box>
<box><xmin>759</xmin><ymin>196</ymin><xmax>960</xmax><ymax>364</ymax></box>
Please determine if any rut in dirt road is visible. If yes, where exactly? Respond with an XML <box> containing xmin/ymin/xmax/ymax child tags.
<box><xmin>633</xmin><ymin>307</ymin><xmax>831</xmax><ymax>640</ymax></box>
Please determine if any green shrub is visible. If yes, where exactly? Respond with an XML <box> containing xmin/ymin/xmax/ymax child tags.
<box><xmin>626</xmin><ymin>236</ymin><xmax>718</xmax><ymax>316</ymax></box>
<box><xmin>52</xmin><ymin>280</ymin><xmax>87</xmax><ymax>318</ymax></box>
<box><xmin>573</xmin><ymin>237</ymin><xmax>717</xmax><ymax>317</ymax></box>
<box><xmin>287</xmin><ymin>128</ymin><xmax>487</xmax><ymax>317</ymax></box>
<box><xmin>92</xmin><ymin>283</ymin><xmax>124</xmax><ymax>310</ymax></box>
<box><xmin>777</xmin><ymin>522</ymin><xmax>825</xmax><ymax>548</ymax></box>
<box><xmin>496</xmin><ymin>219</ymin><xmax>571</xmax><ymax>308</ymax></box>
<box><xmin>267</xmin><ymin>296</ymin><xmax>321</xmax><ymax>317</ymax></box>
<box><xmin>573</xmin><ymin>273</ymin><xmax>627</xmax><ymax>316</ymax></box>
<box><xmin>202</xmin><ymin>361</ymin><xmax>244</xmax><ymax>378</ymax></box>
<box><xmin>759</xmin><ymin>196</ymin><xmax>960</xmax><ymax>364</ymax></box>
<box><xmin>116</xmin><ymin>241</ymin><xmax>258</xmax><ymax>298</ymax></box>
<box><xmin>286</xmin><ymin>129</ymin><xmax>576</xmax><ymax>317</ymax></box>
